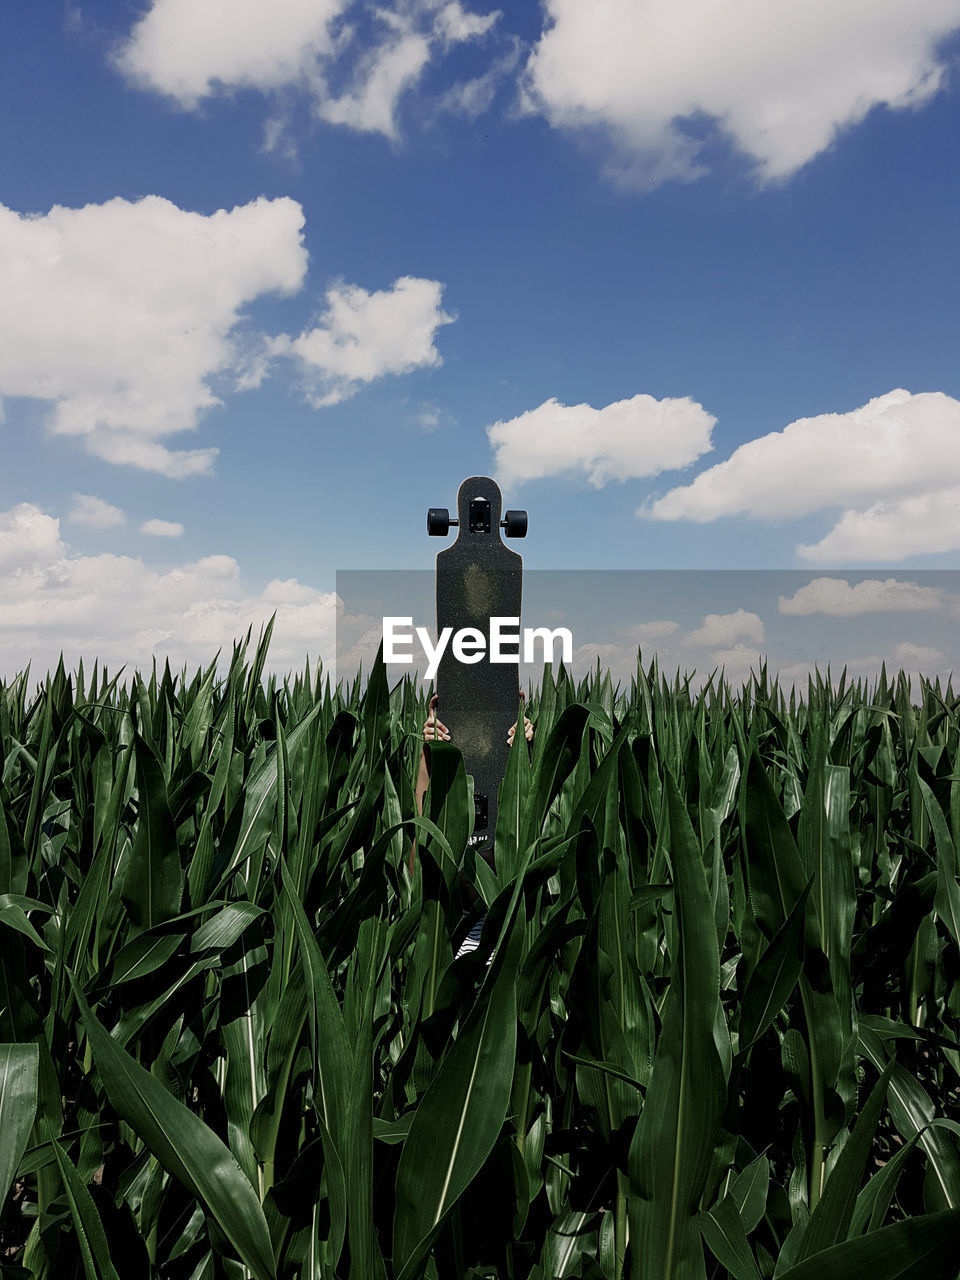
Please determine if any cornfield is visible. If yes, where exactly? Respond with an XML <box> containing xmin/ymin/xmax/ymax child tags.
<box><xmin>3</xmin><ymin>630</ymin><xmax>960</xmax><ymax>1279</ymax></box>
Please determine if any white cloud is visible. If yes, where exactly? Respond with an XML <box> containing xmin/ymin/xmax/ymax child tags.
<box><xmin>140</xmin><ymin>519</ymin><xmax>185</xmax><ymax>538</ymax></box>
<box><xmin>114</xmin><ymin>0</ymin><xmax>348</xmax><ymax>106</ymax></box>
<box><xmin>646</xmin><ymin>391</ymin><xmax>960</xmax><ymax>521</ymax></box>
<box><xmin>523</xmin><ymin>0</ymin><xmax>960</xmax><ymax>185</ymax></box>
<box><xmin>488</xmin><ymin>393</ymin><xmax>716</xmax><ymax>489</ymax></box>
<box><xmin>434</xmin><ymin>1</ymin><xmax>498</xmax><ymax>43</ymax></box>
<box><xmin>685</xmin><ymin>609</ymin><xmax>764</xmax><ymax>649</ymax></box>
<box><xmin>893</xmin><ymin>641</ymin><xmax>945</xmax><ymax>666</ymax></box>
<box><xmin>0</xmin><ymin>505</ymin><xmax>64</xmax><ymax>571</ymax></box>
<box><xmin>275</xmin><ymin>276</ymin><xmax>453</xmax><ymax>405</ymax></box>
<box><xmin>773</xmin><ymin>657</ymin><xmax>884</xmax><ymax>690</ymax></box>
<box><xmin>0</xmin><ymin>503</ymin><xmax>337</xmax><ymax>678</ymax></box>
<box><xmin>570</xmin><ymin>641</ymin><xmax>627</xmax><ymax>674</ymax></box>
<box><xmin>116</xmin><ymin>0</ymin><xmax>501</xmax><ymax>139</ymax></box>
<box><xmin>776</xmin><ymin>643</ymin><xmax>952</xmax><ymax>689</ymax></box>
<box><xmin>644</xmin><ymin>390</ymin><xmax>960</xmax><ymax>561</ymax></box>
<box><xmin>0</xmin><ymin>196</ymin><xmax>307</xmax><ymax>476</ymax></box>
<box><xmin>623</xmin><ymin>620</ymin><xmax>681</xmax><ymax>643</ymax></box>
<box><xmin>797</xmin><ymin>489</ymin><xmax>960</xmax><ymax>562</ymax></box>
<box><xmin>561</xmin><ymin>611</ymin><xmax>765</xmax><ymax>681</ymax></box>
<box><xmin>68</xmin><ymin>494</ymin><xmax>126</xmax><ymax>529</ymax></box>
<box><xmin>704</xmin><ymin>645</ymin><xmax>765</xmax><ymax>684</ymax></box>
<box><xmin>0</xmin><ymin>196</ymin><xmax>456</xmax><ymax>472</ymax></box>
<box><xmin>317</xmin><ymin>28</ymin><xmax>433</xmax><ymax>136</ymax></box>
<box><xmin>779</xmin><ymin>577</ymin><xmax>945</xmax><ymax>616</ymax></box>
<box><xmin>437</xmin><ymin>39</ymin><xmax>521</xmax><ymax>117</ymax></box>
<box><xmin>337</xmin><ymin>622</ymin><xmax>393</xmax><ymax>678</ymax></box>
<box><xmin>418</xmin><ymin>402</ymin><xmax>446</xmax><ymax>432</ymax></box>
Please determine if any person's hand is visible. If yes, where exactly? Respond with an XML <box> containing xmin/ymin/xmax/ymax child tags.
<box><xmin>507</xmin><ymin>716</ymin><xmax>534</xmax><ymax>746</ymax></box>
<box><xmin>423</xmin><ymin>694</ymin><xmax>450</xmax><ymax>742</ymax></box>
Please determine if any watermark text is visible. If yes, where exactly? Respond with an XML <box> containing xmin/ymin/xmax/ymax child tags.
<box><xmin>383</xmin><ymin>616</ymin><xmax>573</xmax><ymax>680</ymax></box>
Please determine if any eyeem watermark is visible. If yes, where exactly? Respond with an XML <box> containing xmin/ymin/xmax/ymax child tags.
<box><xmin>384</xmin><ymin>616</ymin><xmax>573</xmax><ymax>680</ymax></box>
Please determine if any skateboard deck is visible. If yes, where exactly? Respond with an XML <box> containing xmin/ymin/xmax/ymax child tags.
<box><xmin>431</xmin><ymin>476</ymin><xmax>524</xmax><ymax>845</ymax></box>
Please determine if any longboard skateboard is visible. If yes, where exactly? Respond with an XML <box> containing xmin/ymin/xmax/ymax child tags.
<box><xmin>428</xmin><ymin>476</ymin><xmax>527</xmax><ymax>845</ymax></box>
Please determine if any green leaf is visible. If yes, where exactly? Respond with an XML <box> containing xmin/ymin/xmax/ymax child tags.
<box><xmin>796</xmin><ymin>1061</ymin><xmax>894</xmax><ymax>1260</ymax></box>
<box><xmin>191</xmin><ymin>902</ymin><xmax>265</xmax><ymax>953</ymax></box>
<box><xmin>859</xmin><ymin>1026</ymin><xmax>960</xmax><ymax>1210</ymax></box>
<box><xmin>776</xmin><ymin>1209</ymin><xmax>960</xmax><ymax>1280</ymax></box>
<box><xmin>742</xmin><ymin>750</ymin><xmax>810</xmax><ymax>939</ymax></box>
<box><xmin>51</xmin><ymin>1139</ymin><xmax>122</xmax><ymax>1280</ymax></box>
<box><xmin>730</xmin><ymin>1154</ymin><xmax>770</xmax><ymax>1236</ymax></box>
<box><xmin>493</xmin><ymin>694</ymin><xmax>532</xmax><ymax>882</ymax></box>
<box><xmin>540</xmin><ymin>1210</ymin><xmax>595</xmax><ymax>1279</ymax></box>
<box><xmin>919</xmin><ymin>777</ymin><xmax>960</xmax><ymax>946</ymax></box>
<box><xmin>738</xmin><ymin>879</ymin><xmax>812</xmax><ymax>1051</ymax></box>
<box><xmin>279</xmin><ymin>862</ymin><xmax>351</xmax><ymax>1144</ymax></box>
<box><xmin>0</xmin><ymin>797</ymin><xmax>28</xmax><ymax>896</ymax></box>
<box><xmin>71</xmin><ymin>977</ymin><xmax>277</xmax><ymax>1280</ymax></box>
<box><xmin>362</xmin><ymin>641</ymin><xmax>390</xmax><ymax>767</ymax></box>
<box><xmin>520</xmin><ymin>704</ymin><xmax>590</xmax><ymax>850</ymax></box>
<box><xmin>0</xmin><ymin>895</ymin><xmax>52</xmax><ymax>952</ymax></box>
<box><xmin>0</xmin><ymin>1042</ymin><xmax>38</xmax><ymax>1207</ymax></box>
<box><xmin>120</xmin><ymin>734</ymin><xmax>183</xmax><ymax>934</ymax></box>
<box><xmin>629</xmin><ymin>770</ymin><xmax>728</xmax><ymax>1280</ymax></box>
<box><xmin>228</xmin><ymin>703</ymin><xmax>323</xmax><ymax>890</ymax></box>
<box><xmin>849</xmin><ymin>1134</ymin><xmax>920</xmax><ymax>1237</ymax></box>
<box><xmin>393</xmin><ymin>910</ymin><xmax>523</xmax><ymax>1280</ymax></box>
<box><xmin>699</xmin><ymin>1196</ymin><xmax>762</xmax><ymax>1280</ymax></box>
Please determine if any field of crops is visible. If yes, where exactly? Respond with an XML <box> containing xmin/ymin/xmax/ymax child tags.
<box><xmin>2</xmin><ymin>632</ymin><xmax>960</xmax><ymax>1279</ymax></box>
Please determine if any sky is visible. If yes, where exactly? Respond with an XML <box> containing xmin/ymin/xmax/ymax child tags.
<box><xmin>2</xmin><ymin>0</ymin><xmax>960</xmax><ymax>682</ymax></box>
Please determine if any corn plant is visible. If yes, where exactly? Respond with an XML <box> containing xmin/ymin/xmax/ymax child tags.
<box><xmin>2</xmin><ymin>635</ymin><xmax>960</xmax><ymax>1279</ymax></box>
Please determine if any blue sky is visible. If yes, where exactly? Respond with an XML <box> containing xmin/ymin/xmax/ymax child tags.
<box><xmin>2</xmin><ymin>0</ymin><xmax>960</xmax><ymax>678</ymax></box>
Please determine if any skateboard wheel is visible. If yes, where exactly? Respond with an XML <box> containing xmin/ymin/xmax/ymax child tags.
<box><xmin>427</xmin><ymin>507</ymin><xmax>450</xmax><ymax>536</ymax></box>
<box><xmin>502</xmin><ymin>509</ymin><xmax>527</xmax><ymax>538</ymax></box>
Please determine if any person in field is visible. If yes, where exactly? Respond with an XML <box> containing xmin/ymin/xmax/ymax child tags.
<box><xmin>415</xmin><ymin>693</ymin><xmax>533</xmax><ymax>809</ymax></box>
<box><xmin>415</xmin><ymin>693</ymin><xmax>533</xmax><ymax>958</ymax></box>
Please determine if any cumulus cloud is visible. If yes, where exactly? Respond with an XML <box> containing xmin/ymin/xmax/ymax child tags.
<box><xmin>777</xmin><ymin>643</ymin><xmax>953</xmax><ymax>690</ymax></box>
<box><xmin>314</xmin><ymin>25</ymin><xmax>435</xmax><ymax>137</ymax></box>
<box><xmin>705</xmin><ymin>645</ymin><xmax>765</xmax><ymax>684</ymax></box>
<box><xmin>489</xmin><ymin>393</ymin><xmax>716</xmax><ymax>489</ymax></box>
<box><xmin>0</xmin><ymin>504</ymin><xmax>65</xmax><ymax>571</ymax></box>
<box><xmin>337</xmin><ymin>622</ymin><xmax>395</xmax><ymax>678</ymax></box>
<box><xmin>510</xmin><ymin>587</ymin><xmax>957</xmax><ymax>690</ymax></box>
<box><xmin>274</xmin><ymin>276</ymin><xmax>453</xmax><ymax>405</ymax></box>
<box><xmin>646</xmin><ymin>391</ymin><xmax>960</xmax><ymax>522</ymax></box>
<box><xmin>0</xmin><ymin>196</ymin><xmax>456</xmax><ymax>472</ymax></box>
<box><xmin>562</xmin><ymin>611</ymin><xmax>769</xmax><ymax>682</ymax></box>
<box><xmin>797</xmin><ymin>489</ymin><xmax>960</xmax><ymax>562</ymax></box>
<box><xmin>68</xmin><ymin>494</ymin><xmax>126</xmax><ymax>528</ymax></box>
<box><xmin>566</xmin><ymin>628</ymin><xmax>767</xmax><ymax>686</ymax></box>
<box><xmin>685</xmin><ymin>609</ymin><xmax>764</xmax><ymax>649</ymax></box>
<box><xmin>779</xmin><ymin>577</ymin><xmax>945</xmax><ymax>616</ymax></box>
<box><xmin>0</xmin><ymin>503</ymin><xmax>337</xmax><ymax>678</ymax></box>
<box><xmin>523</xmin><ymin>0</ymin><xmax>960</xmax><ymax>185</ymax></box>
<box><xmin>569</xmin><ymin>641</ymin><xmax>626</xmax><ymax>672</ymax></box>
<box><xmin>893</xmin><ymin>640</ymin><xmax>945</xmax><ymax>666</ymax></box>
<box><xmin>0</xmin><ymin>196</ymin><xmax>307</xmax><ymax>477</ymax></box>
<box><xmin>623</xmin><ymin>620</ymin><xmax>681</xmax><ymax>643</ymax></box>
<box><xmin>114</xmin><ymin>0</ymin><xmax>347</xmax><ymax>106</ymax></box>
<box><xmin>115</xmin><ymin>0</ymin><xmax>501</xmax><ymax>139</ymax></box>
<box><xmin>140</xmin><ymin>519</ymin><xmax>185</xmax><ymax>538</ymax></box>
<box><xmin>644</xmin><ymin>390</ymin><xmax>960</xmax><ymax>561</ymax></box>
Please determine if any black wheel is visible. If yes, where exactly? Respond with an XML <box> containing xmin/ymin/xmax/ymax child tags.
<box><xmin>503</xmin><ymin>509</ymin><xmax>527</xmax><ymax>538</ymax></box>
<box><xmin>427</xmin><ymin>507</ymin><xmax>450</xmax><ymax>536</ymax></box>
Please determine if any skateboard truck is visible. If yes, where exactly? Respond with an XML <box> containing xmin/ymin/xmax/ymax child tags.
<box><xmin>427</xmin><ymin>504</ymin><xmax>527</xmax><ymax>538</ymax></box>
